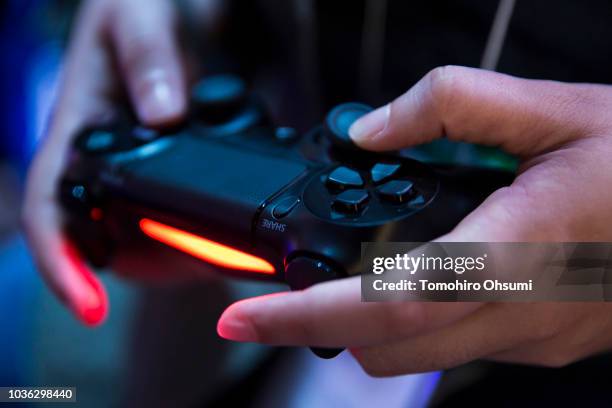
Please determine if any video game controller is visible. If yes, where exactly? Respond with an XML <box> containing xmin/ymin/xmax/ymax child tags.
<box><xmin>60</xmin><ymin>74</ymin><xmax>514</xmax><ymax>358</ymax></box>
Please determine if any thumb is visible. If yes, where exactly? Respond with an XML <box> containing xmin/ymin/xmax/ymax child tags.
<box><xmin>349</xmin><ymin>65</ymin><xmax>612</xmax><ymax>242</ymax></box>
<box><xmin>348</xmin><ymin>65</ymin><xmax>606</xmax><ymax>156</ymax></box>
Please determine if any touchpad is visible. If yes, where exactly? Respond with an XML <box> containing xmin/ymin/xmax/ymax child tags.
<box><xmin>122</xmin><ymin>137</ymin><xmax>307</xmax><ymax>232</ymax></box>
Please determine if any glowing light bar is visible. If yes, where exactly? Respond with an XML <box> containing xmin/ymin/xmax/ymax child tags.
<box><xmin>139</xmin><ymin>218</ymin><xmax>275</xmax><ymax>274</ymax></box>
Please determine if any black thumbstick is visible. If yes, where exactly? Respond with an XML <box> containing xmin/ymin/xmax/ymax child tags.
<box><xmin>285</xmin><ymin>256</ymin><xmax>345</xmax><ymax>359</ymax></box>
<box><xmin>191</xmin><ymin>74</ymin><xmax>248</xmax><ymax>123</ymax></box>
<box><xmin>324</xmin><ymin>103</ymin><xmax>373</xmax><ymax>149</ymax></box>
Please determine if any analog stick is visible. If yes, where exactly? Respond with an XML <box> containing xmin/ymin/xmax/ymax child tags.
<box><xmin>324</xmin><ymin>103</ymin><xmax>373</xmax><ymax>149</ymax></box>
<box><xmin>191</xmin><ymin>74</ymin><xmax>248</xmax><ymax>123</ymax></box>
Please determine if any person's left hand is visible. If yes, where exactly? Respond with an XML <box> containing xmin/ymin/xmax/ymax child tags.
<box><xmin>216</xmin><ymin>66</ymin><xmax>612</xmax><ymax>376</ymax></box>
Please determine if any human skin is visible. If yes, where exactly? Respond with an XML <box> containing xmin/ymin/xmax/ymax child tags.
<box><xmin>22</xmin><ymin>0</ymin><xmax>193</xmax><ymax>325</ymax></box>
<box><xmin>217</xmin><ymin>66</ymin><xmax>612</xmax><ymax>375</ymax></box>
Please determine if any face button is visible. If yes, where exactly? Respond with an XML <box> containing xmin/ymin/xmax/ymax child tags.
<box><xmin>272</xmin><ymin>196</ymin><xmax>300</xmax><ymax>219</ymax></box>
<box><xmin>326</xmin><ymin>166</ymin><xmax>364</xmax><ymax>190</ymax></box>
<box><xmin>324</xmin><ymin>103</ymin><xmax>373</xmax><ymax>149</ymax></box>
<box><xmin>371</xmin><ymin>163</ymin><xmax>401</xmax><ymax>184</ymax></box>
<box><xmin>82</xmin><ymin>130</ymin><xmax>116</xmax><ymax>153</ymax></box>
<box><xmin>332</xmin><ymin>189</ymin><xmax>370</xmax><ymax>214</ymax></box>
<box><xmin>377</xmin><ymin>180</ymin><xmax>415</xmax><ymax>203</ymax></box>
<box><xmin>410</xmin><ymin>195</ymin><xmax>426</xmax><ymax>207</ymax></box>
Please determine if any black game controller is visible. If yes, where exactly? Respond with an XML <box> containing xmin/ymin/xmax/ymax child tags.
<box><xmin>60</xmin><ymin>75</ymin><xmax>514</xmax><ymax>358</ymax></box>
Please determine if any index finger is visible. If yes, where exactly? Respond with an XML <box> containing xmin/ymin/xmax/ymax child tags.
<box><xmin>217</xmin><ymin>276</ymin><xmax>481</xmax><ymax>348</ymax></box>
<box><xmin>22</xmin><ymin>1</ymin><xmax>115</xmax><ymax>325</ymax></box>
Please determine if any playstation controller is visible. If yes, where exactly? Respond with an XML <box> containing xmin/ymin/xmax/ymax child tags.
<box><xmin>60</xmin><ymin>74</ymin><xmax>514</xmax><ymax>358</ymax></box>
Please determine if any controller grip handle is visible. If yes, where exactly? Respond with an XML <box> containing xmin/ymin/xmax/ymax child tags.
<box><xmin>285</xmin><ymin>256</ymin><xmax>345</xmax><ymax>359</ymax></box>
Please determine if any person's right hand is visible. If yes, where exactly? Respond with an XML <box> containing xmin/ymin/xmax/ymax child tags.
<box><xmin>216</xmin><ymin>66</ymin><xmax>612</xmax><ymax>375</ymax></box>
<box><xmin>23</xmin><ymin>0</ymin><xmax>188</xmax><ymax>326</ymax></box>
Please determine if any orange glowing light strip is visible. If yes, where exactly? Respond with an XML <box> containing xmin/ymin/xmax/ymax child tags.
<box><xmin>139</xmin><ymin>218</ymin><xmax>275</xmax><ymax>274</ymax></box>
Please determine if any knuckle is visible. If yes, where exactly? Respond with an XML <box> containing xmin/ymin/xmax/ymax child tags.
<box><xmin>425</xmin><ymin>65</ymin><xmax>464</xmax><ymax>117</ymax></box>
<box><xmin>553</xmin><ymin>84</ymin><xmax>610</xmax><ymax>136</ymax></box>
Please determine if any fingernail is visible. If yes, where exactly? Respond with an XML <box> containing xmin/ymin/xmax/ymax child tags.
<box><xmin>138</xmin><ymin>70</ymin><xmax>183</xmax><ymax>124</ymax></box>
<box><xmin>217</xmin><ymin>311</ymin><xmax>258</xmax><ymax>342</ymax></box>
<box><xmin>349</xmin><ymin>104</ymin><xmax>390</xmax><ymax>143</ymax></box>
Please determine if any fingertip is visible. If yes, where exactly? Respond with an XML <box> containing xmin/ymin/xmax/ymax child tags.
<box><xmin>62</xmin><ymin>242</ymin><xmax>109</xmax><ymax>326</ymax></box>
<box><xmin>135</xmin><ymin>70</ymin><xmax>186</xmax><ymax>126</ymax></box>
<box><xmin>74</xmin><ymin>291</ymin><xmax>108</xmax><ymax>326</ymax></box>
<box><xmin>76</xmin><ymin>275</ymin><xmax>108</xmax><ymax>326</ymax></box>
<box><xmin>217</xmin><ymin>302</ymin><xmax>258</xmax><ymax>342</ymax></box>
<box><xmin>349</xmin><ymin>104</ymin><xmax>390</xmax><ymax>147</ymax></box>
<box><xmin>217</xmin><ymin>292</ymin><xmax>290</xmax><ymax>342</ymax></box>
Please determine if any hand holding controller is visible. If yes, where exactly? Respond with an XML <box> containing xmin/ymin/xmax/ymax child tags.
<box><xmin>60</xmin><ymin>74</ymin><xmax>513</xmax><ymax>357</ymax></box>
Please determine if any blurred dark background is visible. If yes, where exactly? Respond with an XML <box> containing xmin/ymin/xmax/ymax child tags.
<box><xmin>0</xmin><ymin>0</ymin><xmax>76</xmax><ymax>238</ymax></box>
<box><xmin>0</xmin><ymin>0</ymin><xmax>67</xmax><ymax>396</ymax></box>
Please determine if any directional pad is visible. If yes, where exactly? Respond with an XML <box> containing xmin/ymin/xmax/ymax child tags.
<box><xmin>303</xmin><ymin>155</ymin><xmax>438</xmax><ymax>225</ymax></box>
<box><xmin>377</xmin><ymin>180</ymin><xmax>414</xmax><ymax>203</ymax></box>
<box><xmin>326</xmin><ymin>166</ymin><xmax>364</xmax><ymax>190</ymax></box>
<box><xmin>332</xmin><ymin>189</ymin><xmax>370</xmax><ymax>214</ymax></box>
